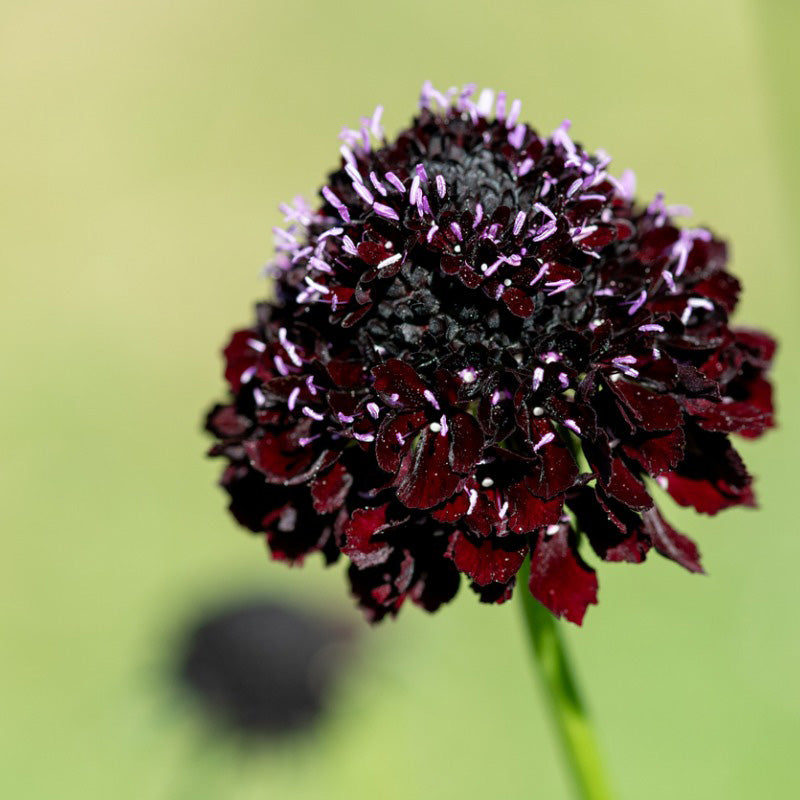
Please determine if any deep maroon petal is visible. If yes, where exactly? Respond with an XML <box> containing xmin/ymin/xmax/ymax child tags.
<box><xmin>694</xmin><ymin>271</ymin><xmax>740</xmax><ymax>313</ymax></box>
<box><xmin>206</xmin><ymin>403</ymin><xmax>250</xmax><ymax>440</ymax></box>
<box><xmin>372</xmin><ymin>359</ymin><xmax>429</xmax><ymax>407</ymax></box>
<box><xmin>396</xmin><ymin>425</ymin><xmax>461</xmax><ymax>509</ymax></box>
<box><xmin>663</xmin><ymin>429</ymin><xmax>755</xmax><ymax>514</ymax></box>
<box><xmin>447</xmin><ymin>532</ymin><xmax>527</xmax><ymax>586</ymax></box>
<box><xmin>507</xmin><ymin>483</ymin><xmax>564</xmax><ymax>534</ymax></box>
<box><xmin>641</xmin><ymin>507</ymin><xmax>703</xmax><ymax>573</ymax></box>
<box><xmin>516</xmin><ymin>412</ymin><xmax>580</xmax><ymax>498</ymax></box>
<box><xmin>265</xmin><ymin>511</ymin><xmax>335</xmax><ymax>565</ymax></box>
<box><xmin>602</xmin><ymin>456</ymin><xmax>654</xmax><ymax>511</ymax></box>
<box><xmin>503</xmin><ymin>287</ymin><xmax>535</xmax><ymax>318</ymax></box>
<box><xmin>432</xmin><ymin>490</ymin><xmax>470</xmax><ymax>522</ymax></box>
<box><xmin>223</xmin><ymin>329</ymin><xmax>263</xmax><ymax>392</ymax></box>
<box><xmin>326</xmin><ymin>358</ymin><xmax>367</xmax><ymax>389</ymax></box>
<box><xmin>608</xmin><ymin>380</ymin><xmax>683</xmax><ymax>433</ymax></box>
<box><xmin>462</xmin><ymin>489</ymin><xmax>502</xmax><ymax>536</ymax></box>
<box><xmin>568</xmin><ymin>486</ymin><xmax>651</xmax><ymax>564</ymax></box>
<box><xmin>622</xmin><ymin>428</ymin><xmax>686</xmax><ymax>475</ymax></box>
<box><xmin>409</xmin><ymin>557</ymin><xmax>461</xmax><ymax>612</ymax></box>
<box><xmin>528</xmin><ymin>523</ymin><xmax>598</xmax><ymax>625</ymax></box>
<box><xmin>244</xmin><ymin>427</ymin><xmax>317</xmax><ymax>483</ymax></box>
<box><xmin>662</xmin><ymin>471</ymin><xmax>754</xmax><ymax>515</ymax></box>
<box><xmin>470</xmin><ymin>579</ymin><xmax>515</xmax><ymax>604</ymax></box>
<box><xmin>310</xmin><ymin>461</ymin><xmax>353</xmax><ymax>514</ymax></box>
<box><xmin>448</xmin><ymin>412</ymin><xmax>484</xmax><ymax>474</ymax></box>
<box><xmin>375</xmin><ymin>411</ymin><xmax>426</xmax><ymax>473</ymax></box>
<box><xmin>682</xmin><ymin>398</ymin><xmax>770</xmax><ymax>437</ymax></box>
<box><xmin>341</xmin><ymin>504</ymin><xmax>395</xmax><ymax>568</ymax></box>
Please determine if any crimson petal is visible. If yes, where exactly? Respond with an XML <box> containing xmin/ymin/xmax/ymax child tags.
<box><xmin>507</xmin><ymin>482</ymin><xmax>564</xmax><ymax>533</ymax></box>
<box><xmin>608</xmin><ymin>379</ymin><xmax>683</xmax><ymax>433</ymax></box>
<box><xmin>528</xmin><ymin>523</ymin><xmax>598</xmax><ymax>625</ymax></box>
<box><xmin>569</xmin><ymin>486</ymin><xmax>650</xmax><ymax>564</ymax></box>
<box><xmin>447</xmin><ymin>532</ymin><xmax>527</xmax><ymax>585</ymax></box>
<box><xmin>372</xmin><ymin>359</ymin><xmax>429</xmax><ymax>407</ymax></box>
<box><xmin>641</xmin><ymin>507</ymin><xmax>703</xmax><ymax>573</ymax></box>
<box><xmin>310</xmin><ymin>461</ymin><xmax>353</xmax><ymax>514</ymax></box>
<box><xmin>396</xmin><ymin>424</ymin><xmax>461</xmax><ymax>509</ymax></box>
<box><xmin>375</xmin><ymin>411</ymin><xmax>427</xmax><ymax>473</ymax></box>
<box><xmin>341</xmin><ymin>505</ymin><xmax>395</xmax><ymax>568</ymax></box>
<box><xmin>622</xmin><ymin>428</ymin><xmax>686</xmax><ymax>475</ymax></box>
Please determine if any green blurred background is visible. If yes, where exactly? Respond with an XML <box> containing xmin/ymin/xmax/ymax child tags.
<box><xmin>2</xmin><ymin>1</ymin><xmax>798</xmax><ymax>797</ymax></box>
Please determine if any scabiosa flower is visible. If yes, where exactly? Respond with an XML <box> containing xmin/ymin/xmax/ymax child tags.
<box><xmin>206</xmin><ymin>82</ymin><xmax>775</xmax><ymax>625</ymax></box>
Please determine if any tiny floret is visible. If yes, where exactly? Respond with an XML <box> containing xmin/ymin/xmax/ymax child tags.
<box><xmin>207</xmin><ymin>83</ymin><xmax>775</xmax><ymax>624</ymax></box>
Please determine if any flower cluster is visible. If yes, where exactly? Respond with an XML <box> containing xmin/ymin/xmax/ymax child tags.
<box><xmin>206</xmin><ymin>83</ymin><xmax>775</xmax><ymax>624</ymax></box>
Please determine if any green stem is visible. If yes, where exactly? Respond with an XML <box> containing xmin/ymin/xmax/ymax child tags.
<box><xmin>518</xmin><ymin>557</ymin><xmax>615</xmax><ymax>800</ymax></box>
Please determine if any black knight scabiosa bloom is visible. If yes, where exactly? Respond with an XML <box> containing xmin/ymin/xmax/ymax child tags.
<box><xmin>206</xmin><ymin>82</ymin><xmax>775</xmax><ymax>626</ymax></box>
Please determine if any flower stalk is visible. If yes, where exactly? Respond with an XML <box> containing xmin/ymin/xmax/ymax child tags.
<box><xmin>518</xmin><ymin>555</ymin><xmax>615</xmax><ymax>800</ymax></box>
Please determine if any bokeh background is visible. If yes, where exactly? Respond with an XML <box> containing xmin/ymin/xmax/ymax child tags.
<box><xmin>2</xmin><ymin>1</ymin><xmax>798</xmax><ymax>798</ymax></box>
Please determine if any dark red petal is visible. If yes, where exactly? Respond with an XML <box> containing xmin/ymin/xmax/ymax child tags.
<box><xmin>683</xmin><ymin>236</ymin><xmax>727</xmax><ymax>278</ymax></box>
<box><xmin>357</xmin><ymin>241</ymin><xmax>389</xmax><ymax>266</ymax></box>
<box><xmin>694</xmin><ymin>271</ymin><xmax>740</xmax><ymax>313</ymax></box>
<box><xmin>458</xmin><ymin>265</ymin><xmax>483</xmax><ymax>288</ymax></box>
<box><xmin>569</xmin><ymin>486</ymin><xmax>650</xmax><ymax>564</ymax></box>
<box><xmin>447</xmin><ymin>532</ymin><xmax>527</xmax><ymax>586</ymax></box>
<box><xmin>622</xmin><ymin>428</ymin><xmax>686</xmax><ymax>475</ymax></box>
<box><xmin>528</xmin><ymin>524</ymin><xmax>598</xmax><ymax>625</ymax></box>
<box><xmin>341</xmin><ymin>303</ymin><xmax>372</xmax><ymax>328</ymax></box>
<box><xmin>608</xmin><ymin>380</ymin><xmax>683</xmax><ymax>432</ymax></box>
<box><xmin>375</xmin><ymin>411</ymin><xmax>426</xmax><ymax>473</ymax></box>
<box><xmin>733</xmin><ymin>328</ymin><xmax>776</xmax><ymax>365</ymax></box>
<box><xmin>223</xmin><ymin>329</ymin><xmax>262</xmax><ymax>392</ymax></box>
<box><xmin>470</xmin><ymin>580</ymin><xmax>515</xmax><ymax>604</ymax></box>
<box><xmin>637</xmin><ymin>225</ymin><xmax>680</xmax><ymax>265</ymax></box>
<box><xmin>262</xmin><ymin>375</ymin><xmax>315</xmax><ymax>405</ymax></box>
<box><xmin>409</xmin><ymin>557</ymin><xmax>461</xmax><ymax>612</ymax></box>
<box><xmin>448</xmin><ymin>412</ymin><xmax>484</xmax><ymax>474</ymax></box>
<box><xmin>244</xmin><ymin>426</ymin><xmax>317</xmax><ymax>483</ymax></box>
<box><xmin>662</xmin><ymin>471</ymin><xmax>755</xmax><ymax>515</ymax></box>
<box><xmin>206</xmin><ymin>404</ymin><xmax>249</xmax><ymax>439</ymax></box>
<box><xmin>614</xmin><ymin>218</ymin><xmax>636</xmax><ymax>240</ymax></box>
<box><xmin>683</xmin><ymin>398</ymin><xmax>770</xmax><ymax>436</ymax></box>
<box><xmin>463</xmin><ymin>489</ymin><xmax>502</xmax><ymax>536</ymax></box>
<box><xmin>516</xmin><ymin>415</ymin><xmax>579</xmax><ymax>498</ymax></box>
<box><xmin>535</xmin><ymin>443</ymin><xmax>580</xmax><ymax>499</ymax></box>
<box><xmin>578</xmin><ymin>224</ymin><xmax>616</xmax><ymax>248</ymax></box>
<box><xmin>506</xmin><ymin>483</ymin><xmax>564</xmax><ymax>534</ymax></box>
<box><xmin>432</xmin><ymin>490</ymin><xmax>469</xmax><ymax>523</ymax></box>
<box><xmin>341</xmin><ymin>505</ymin><xmax>395</xmax><ymax>568</ymax></box>
<box><xmin>266</xmin><ymin>512</ymin><xmax>334</xmax><ymax>565</ymax></box>
<box><xmin>396</xmin><ymin>425</ymin><xmax>461</xmax><ymax>509</ymax></box>
<box><xmin>641</xmin><ymin>507</ymin><xmax>704</xmax><ymax>574</ymax></box>
<box><xmin>372</xmin><ymin>359</ymin><xmax>428</xmax><ymax>407</ymax></box>
<box><xmin>739</xmin><ymin>375</ymin><xmax>774</xmax><ymax>417</ymax></box>
<box><xmin>310</xmin><ymin>461</ymin><xmax>353</xmax><ymax>514</ymax></box>
<box><xmin>503</xmin><ymin>287</ymin><xmax>535</xmax><ymax>318</ymax></box>
<box><xmin>602</xmin><ymin>456</ymin><xmax>654</xmax><ymax>511</ymax></box>
<box><xmin>219</xmin><ymin>463</ymin><xmax>274</xmax><ymax>533</ymax></box>
<box><xmin>326</xmin><ymin>358</ymin><xmax>367</xmax><ymax>388</ymax></box>
<box><xmin>663</xmin><ymin>430</ymin><xmax>755</xmax><ymax>514</ymax></box>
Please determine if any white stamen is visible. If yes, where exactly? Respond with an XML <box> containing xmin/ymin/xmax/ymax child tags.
<box><xmin>377</xmin><ymin>253</ymin><xmax>402</xmax><ymax>269</ymax></box>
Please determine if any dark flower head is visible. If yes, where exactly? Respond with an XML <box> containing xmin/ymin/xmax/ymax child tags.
<box><xmin>206</xmin><ymin>83</ymin><xmax>775</xmax><ymax>625</ymax></box>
